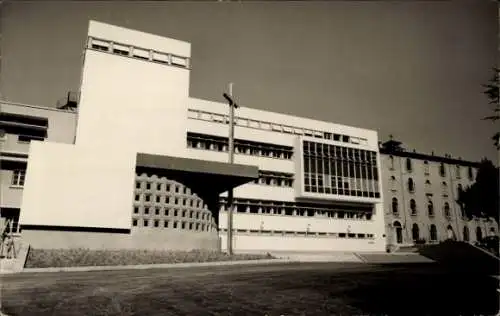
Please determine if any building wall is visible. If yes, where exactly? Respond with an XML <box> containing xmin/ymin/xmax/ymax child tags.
<box><xmin>186</xmin><ymin>98</ymin><xmax>386</xmax><ymax>252</ymax></box>
<box><xmin>19</xmin><ymin>141</ymin><xmax>136</xmax><ymax>230</ymax></box>
<box><xmin>0</xmin><ymin>170</ymin><xmax>23</xmax><ymax>208</ymax></box>
<box><xmin>381</xmin><ymin>153</ymin><xmax>498</xmax><ymax>245</ymax></box>
<box><xmin>0</xmin><ymin>101</ymin><xmax>76</xmax><ymax>149</ymax></box>
<box><xmin>75</xmin><ymin>21</ymin><xmax>191</xmax><ymax>157</ymax></box>
<box><xmin>0</xmin><ymin>101</ymin><xmax>76</xmax><ymax>232</ymax></box>
<box><xmin>21</xmin><ymin>21</ymin><xmax>192</xmax><ymax>232</ymax></box>
<box><xmin>22</xmin><ymin>229</ymin><xmax>219</xmax><ymax>251</ymax></box>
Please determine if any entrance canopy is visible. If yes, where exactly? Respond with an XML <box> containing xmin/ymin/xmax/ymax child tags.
<box><xmin>135</xmin><ymin>153</ymin><xmax>259</xmax><ymax>196</ymax></box>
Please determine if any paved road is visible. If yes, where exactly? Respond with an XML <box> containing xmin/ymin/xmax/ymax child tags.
<box><xmin>1</xmin><ymin>262</ymin><xmax>498</xmax><ymax>316</ymax></box>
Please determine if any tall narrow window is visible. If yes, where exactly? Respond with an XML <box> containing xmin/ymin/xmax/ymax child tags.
<box><xmin>390</xmin><ymin>176</ymin><xmax>397</xmax><ymax>191</ymax></box>
<box><xmin>430</xmin><ymin>224</ymin><xmax>438</xmax><ymax>241</ymax></box>
<box><xmin>439</xmin><ymin>163</ymin><xmax>446</xmax><ymax>177</ymax></box>
<box><xmin>457</xmin><ymin>184</ymin><xmax>463</xmax><ymax>197</ymax></box>
<box><xmin>428</xmin><ymin>200</ymin><xmax>434</xmax><ymax>217</ymax></box>
<box><xmin>410</xmin><ymin>199</ymin><xmax>417</xmax><ymax>215</ymax></box>
<box><xmin>468</xmin><ymin>166</ymin><xmax>474</xmax><ymax>181</ymax></box>
<box><xmin>392</xmin><ymin>197</ymin><xmax>399</xmax><ymax>214</ymax></box>
<box><xmin>406</xmin><ymin>158</ymin><xmax>412</xmax><ymax>172</ymax></box>
<box><xmin>423</xmin><ymin>160</ymin><xmax>429</xmax><ymax>175</ymax></box>
<box><xmin>408</xmin><ymin>178</ymin><xmax>415</xmax><ymax>193</ymax></box>
<box><xmin>443</xmin><ymin>202</ymin><xmax>451</xmax><ymax>218</ymax></box>
<box><xmin>412</xmin><ymin>224</ymin><xmax>420</xmax><ymax>241</ymax></box>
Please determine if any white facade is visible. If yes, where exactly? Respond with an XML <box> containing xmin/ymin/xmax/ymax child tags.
<box><xmin>186</xmin><ymin>98</ymin><xmax>385</xmax><ymax>252</ymax></box>
<box><xmin>16</xmin><ymin>20</ymin><xmax>386</xmax><ymax>252</ymax></box>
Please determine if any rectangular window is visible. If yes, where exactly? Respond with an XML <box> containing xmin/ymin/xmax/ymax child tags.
<box><xmin>260</xmin><ymin>122</ymin><xmax>271</xmax><ymax>130</ymax></box>
<box><xmin>11</xmin><ymin>170</ymin><xmax>25</xmax><ymax>186</ymax></box>
<box><xmin>171</xmin><ymin>55</ymin><xmax>187</xmax><ymax>67</ymax></box>
<box><xmin>18</xmin><ymin>135</ymin><xmax>44</xmax><ymax>143</ymax></box>
<box><xmin>317</xmin><ymin>157</ymin><xmax>323</xmax><ymax>174</ymax></box>
<box><xmin>90</xmin><ymin>39</ymin><xmax>109</xmax><ymax>51</ymax></box>
<box><xmin>152</xmin><ymin>51</ymin><xmax>170</xmax><ymax>64</ymax></box>
<box><xmin>133</xmin><ymin>47</ymin><xmax>150</xmax><ymax>60</ymax></box>
<box><xmin>112</xmin><ymin>43</ymin><xmax>129</xmax><ymax>56</ymax></box>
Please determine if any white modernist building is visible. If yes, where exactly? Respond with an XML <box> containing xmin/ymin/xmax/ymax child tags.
<box><xmin>18</xmin><ymin>20</ymin><xmax>386</xmax><ymax>253</ymax></box>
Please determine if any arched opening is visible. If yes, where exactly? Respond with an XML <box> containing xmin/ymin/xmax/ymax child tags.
<box><xmin>393</xmin><ymin>221</ymin><xmax>403</xmax><ymax>244</ymax></box>
<box><xmin>412</xmin><ymin>223</ymin><xmax>419</xmax><ymax>241</ymax></box>
<box><xmin>457</xmin><ymin>184</ymin><xmax>463</xmax><ymax>197</ymax></box>
<box><xmin>390</xmin><ymin>176</ymin><xmax>396</xmax><ymax>191</ymax></box>
<box><xmin>430</xmin><ymin>224</ymin><xmax>438</xmax><ymax>242</ymax></box>
<box><xmin>428</xmin><ymin>200</ymin><xmax>434</xmax><ymax>217</ymax></box>
<box><xmin>476</xmin><ymin>227</ymin><xmax>483</xmax><ymax>242</ymax></box>
<box><xmin>439</xmin><ymin>163</ymin><xmax>446</xmax><ymax>177</ymax></box>
<box><xmin>410</xmin><ymin>199</ymin><xmax>417</xmax><ymax>215</ymax></box>
<box><xmin>463</xmin><ymin>226</ymin><xmax>469</xmax><ymax>242</ymax></box>
<box><xmin>446</xmin><ymin>224</ymin><xmax>455</xmax><ymax>240</ymax></box>
<box><xmin>468</xmin><ymin>166</ymin><xmax>474</xmax><ymax>181</ymax></box>
<box><xmin>443</xmin><ymin>202</ymin><xmax>450</xmax><ymax>218</ymax></box>
<box><xmin>406</xmin><ymin>158</ymin><xmax>412</xmax><ymax>172</ymax></box>
<box><xmin>392</xmin><ymin>197</ymin><xmax>399</xmax><ymax>214</ymax></box>
<box><xmin>408</xmin><ymin>178</ymin><xmax>415</xmax><ymax>192</ymax></box>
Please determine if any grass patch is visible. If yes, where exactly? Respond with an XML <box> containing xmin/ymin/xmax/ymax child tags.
<box><xmin>24</xmin><ymin>248</ymin><xmax>275</xmax><ymax>268</ymax></box>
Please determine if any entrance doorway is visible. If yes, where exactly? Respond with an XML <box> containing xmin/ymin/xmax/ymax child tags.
<box><xmin>393</xmin><ymin>221</ymin><xmax>403</xmax><ymax>244</ymax></box>
<box><xmin>446</xmin><ymin>225</ymin><xmax>455</xmax><ymax>240</ymax></box>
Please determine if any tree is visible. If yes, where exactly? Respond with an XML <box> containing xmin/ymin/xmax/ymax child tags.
<box><xmin>482</xmin><ymin>67</ymin><xmax>499</xmax><ymax>149</ymax></box>
<box><xmin>457</xmin><ymin>159</ymin><xmax>499</xmax><ymax>222</ymax></box>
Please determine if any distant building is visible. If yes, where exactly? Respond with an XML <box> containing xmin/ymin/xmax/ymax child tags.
<box><xmin>0</xmin><ymin>20</ymin><xmax>387</xmax><ymax>253</ymax></box>
<box><xmin>0</xmin><ymin>101</ymin><xmax>76</xmax><ymax>235</ymax></box>
<box><xmin>379</xmin><ymin>137</ymin><xmax>498</xmax><ymax>248</ymax></box>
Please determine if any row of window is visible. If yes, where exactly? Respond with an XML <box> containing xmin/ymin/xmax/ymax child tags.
<box><xmin>0</xmin><ymin>133</ymin><xmax>46</xmax><ymax>144</ymax></box>
<box><xmin>187</xmin><ymin>109</ymin><xmax>369</xmax><ymax>147</ymax></box>
<box><xmin>187</xmin><ymin>133</ymin><xmax>294</xmax><ymax>160</ymax></box>
<box><xmin>398</xmin><ymin>157</ymin><xmax>474</xmax><ymax>181</ymax></box>
<box><xmin>401</xmin><ymin>222</ymin><xmax>439</xmax><ymax>241</ymax></box>
<box><xmin>390</xmin><ymin>176</ymin><xmax>463</xmax><ymax>197</ymax></box>
<box><xmin>134</xmin><ymin>192</ymin><xmax>207</xmax><ymax>209</ymax></box>
<box><xmin>219</xmin><ymin>198</ymin><xmax>374</xmax><ymax>220</ymax></box>
<box><xmin>88</xmin><ymin>37</ymin><xmax>190</xmax><ymax>69</ymax></box>
<box><xmin>135</xmin><ymin>178</ymin><xmax>192</xmax><ymax>194</ymax></box>
<box><xmin>132</xmin><ymin>206</ymin><xmax>212</xmax><ymax>221</ymax></box>
<box><xmin>391</xmin><ymin>197</ymin><xmax>453</xmax><ymax>218</ymax></box>
<box><xmin>304</xmin><ymin>141</ymin><xmax>377</xmax><ymax>162</ymax></box>
<box><xmin>132</xmin><ymin>217</ymin><xmax>216</xmax><ymax>231</ymax></box>
<box><xmin>253</xmin><ymin>171</ymin><xmax>294</xmax><ymax>187</ymax></box>
<box><xmin>304</xmin><ymin>161</ymin><xmax>380</xmax><ymax>198</ymax></box>
<box><xmin>401</xmin><ymin>222</ymin><xmax>489</xmax><ymax>242</ymax></box>
<box><xmin>220</xmin><ymin>228</ymin><xmax>375</xmax><ymax>239</ymax></box>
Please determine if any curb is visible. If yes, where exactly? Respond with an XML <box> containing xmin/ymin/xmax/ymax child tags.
<box><xmin>17</xmin><ymin>258</ymin><xmax>295</xmax><ymax>274</ymax></box>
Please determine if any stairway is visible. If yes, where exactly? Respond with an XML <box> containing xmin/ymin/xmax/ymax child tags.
<box><xmin>395</xmin><ymin>245</ymin><xmax>419</xmax><ymax>253</ymax></box>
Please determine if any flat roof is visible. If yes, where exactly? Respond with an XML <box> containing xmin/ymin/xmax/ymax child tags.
<box><xmin>135</xmin><ymin>153</ymin><xmax>259</xmax><ymax>196</ymax></box>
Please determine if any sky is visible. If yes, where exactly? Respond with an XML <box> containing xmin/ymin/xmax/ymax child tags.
<box><xmin>1</xmin><ymin>1</ymin><xmax>498</xmax><ymax>162</ymax></box>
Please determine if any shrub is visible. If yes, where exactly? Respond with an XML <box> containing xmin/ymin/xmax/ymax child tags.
<box><xmin>24</xmin><ymin>248</ymin><xmax>276</xmax><ymax>268</ymax></box>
